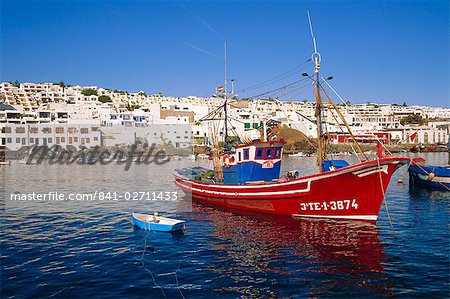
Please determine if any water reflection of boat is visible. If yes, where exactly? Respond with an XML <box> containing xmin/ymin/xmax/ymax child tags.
<box><xmin>189</xmin><ymin>202</ymin><xmax>392</xmax><ymax>297</ymax></box>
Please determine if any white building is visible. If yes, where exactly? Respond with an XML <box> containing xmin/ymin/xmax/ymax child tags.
<box><xmin>1</xmin><ymin>123</ymin><xmax>101</xmax><ymax>150</ymax></box>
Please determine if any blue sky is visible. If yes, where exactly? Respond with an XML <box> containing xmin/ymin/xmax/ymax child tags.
<box><xmin>1</xmin><ymin>0</ymin><xmax>448</xmax><ymax>107</ymax></box>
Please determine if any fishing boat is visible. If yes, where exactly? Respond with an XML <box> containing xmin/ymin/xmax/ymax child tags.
<box><xmin>131</xmin><ymin>212</ymin><xmax>186</xmax><ymax>232</ymax></box>
<box><xmin>174</xmin><ymin>14</ymin><xmax>409</xmax><ymax>222</ymax></box>
<box><xmin>409</xmin><ymin>157</ymin><xmax>450</xmax><ymax>190</ymax></box>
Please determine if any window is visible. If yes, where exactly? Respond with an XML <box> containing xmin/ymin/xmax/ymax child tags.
<box><xmin>56</xmin><ymin>137</ymin><xmax>60</xmax><ymax>144</ymax></box>
<box><xmin>255</xmin><ymin>148</ymin><xmax>264</xmax><ymax>159</ymax></box>
<box><xmin>56</xmin><ymin>127</ymin><xmax>64</xmax><ymax>134</ymax></box>
<box><xmin>30</xmin><ymin>127</ymin><xmax>38</xmax><ymax>134</ymax></box>
<box><xmin>81</xmin><ymin>138</ymin><xmax>85</xmax><ymax>144</ymax></box>
<box><xmin>244</xmin><ymin>123</ymin><xmax>251</xmax><ymax>129</ymax></box>
<box><xmin>266</xmin><ymin>148</ymin><xmax>273</xmax><ymax>159</ymax></box>
<box><xmin>42</xmin><ymin>127</ymin><xmax>52</xmax><ymax>134</ymax></box>
<box><xmin>61</xmin><ymin>137</ymin><xmax>65</xmax><ymax>143</ymax></box>
<box><xmin>68</xmin><ymin>127</ymin><xmax>77</xmax><ymax>134</ymax></box>
<box><xmin>243</xmin><ymin>149</ymin><xmax>249</xmax><ymax>160</ymax></box>
<box><xmin>30</xmin><ymin>138</ymin><xmax>34</xmax><ymax>143</ymax></box>
<box><xmin>238</xmin><ymin>152</ymin><xmax>242</xmax><ymax>162</ymax></box>
<box><xmin>86</xmin><ymin>138</ymin><xmax>90</xmax><ymax>143</ymax></box>
<box><xmin>69</xmin><ymin>137</ymin><xmax>73</xmax><ymax>144</ymax></box>
<box><xmin>3</xmin><ymin>127</ymin><xmax>11</xmax><ymax>133</ymax></box>
<box><xmin>16</xmin><ymin>138</ymin><xmax>20</xmax><ymax>143</ymax></box>
<box><xmin>80</xmin><ymin>128</ymin><xmax>89</xmax><ymax>134</ymax></box>
<box><xmin>48</xmin><ymin>138</ymin><xmax>52</xmax><ymax>144</ymax></box>
<box><xmin>16</xmin><ymin>127</ymin><xmax>25</xmax><ymax>134</ymax></box>
<box><xmin>274</xmin><ymin>147</ymin><xmax>281</xmax><ymax>159</ymax></box>
<box><xmin>74</xmin><ymin>137</ymin><xmax>78</xmax><ymax>142</ymax></box>
<box><xmin>252</xmin><ymin>123</ymin><xmax>259</xmax><ymax>129</ymax></box>
<box><xmin>22</xmin><ymin>138</ymin><xmax>26</xmax><ymax>145</ymax></box>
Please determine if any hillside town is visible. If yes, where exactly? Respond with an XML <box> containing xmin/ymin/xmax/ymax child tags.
<box><xmin>0</xmin><ymin>81</ymin><xmax>449</xmax><ymax>151</ymax></box>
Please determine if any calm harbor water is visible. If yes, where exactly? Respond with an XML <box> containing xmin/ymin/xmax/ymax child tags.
<box><xmin>1</xmin><ymin>152</ymin><xmax>449</xmax><ymax>298</ymax></box>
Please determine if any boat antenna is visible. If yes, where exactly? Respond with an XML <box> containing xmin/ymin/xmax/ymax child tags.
<box><xmin>307</xmin><ymin>10</ymin><xmax>325</xmax><ymax>172</ymax></box>
<box><xmin>223</xmin><ymin>40</ymin><xmax>229</xmax><ymax>152</ymax></box>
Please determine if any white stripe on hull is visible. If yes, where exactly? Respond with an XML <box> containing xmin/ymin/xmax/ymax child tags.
<box><xmin>292</xmin><ymin>214</ymin><xmax>378</xmax><ymax>221</ymax></box>
<box><xmin>177</xmin><ymin>180</ymin><xmax>311</xmax><ymax>197</ymax></box>
<box><xmin>354</xmin><ymin>165</ymin><xmax>388</xmax><ymax>178</ymax></box>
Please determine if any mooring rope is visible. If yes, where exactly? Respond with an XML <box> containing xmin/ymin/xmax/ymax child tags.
<box><xmin>376</xmin><ymin>158</ymin><xmax>396</xmax><ymax>234</ymax></box>
<box><xmin>139</xmin><ymin>231</ymin><xmax>167</xmax><ymax>298</ymax></box>
<box><xmin>175</xmin><ymin>264</ymin><xmax>185</xmax><ymax>299</ymax></box>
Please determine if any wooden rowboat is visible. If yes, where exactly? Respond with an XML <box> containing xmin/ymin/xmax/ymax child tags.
<box><xmin>131</xmin><ymin>212</ymin><xmax>186</xmax><ymax>232</ymax></box>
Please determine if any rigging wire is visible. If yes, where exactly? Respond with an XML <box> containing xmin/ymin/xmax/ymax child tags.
<box><xmin>277</xmin><ymin>81</ymin><xmax>313</xmax><ymax>100</ymax></box>
<box><xmin>247</xmin><ymin>77</ymin><xmax>310</xmax><ymax>99</ymax></box>
<box><xmin>239</xmin><ymin>59</ymin><xmax>312</xmax><ymax>93</ymax></box>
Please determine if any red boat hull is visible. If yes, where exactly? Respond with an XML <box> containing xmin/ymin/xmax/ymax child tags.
<box><xmin>174</xmin><ymin>157</ymin><xmax>409</xmax><ymax>221</ymax></box>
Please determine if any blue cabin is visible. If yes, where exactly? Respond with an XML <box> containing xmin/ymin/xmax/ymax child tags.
<box><xmin>222</xmin><ymin>141</ymin><xmax>285</xmax><ymax>184</ymax></box>
<box><xmin>322</xmin><ymin>159</ymin><xmax>349</xmax><ymax>172</ymax></box>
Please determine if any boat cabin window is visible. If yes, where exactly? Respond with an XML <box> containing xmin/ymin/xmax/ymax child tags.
<box><xmin>274</xmin><ymin>147</ymin><xmax>281</xmax><ymax>159</ymax></box>
<box><xmin>243</xmin><ymin>149</ymin><xmax>249</xmax><ymax>160</ymax></box>
<box><xmin>238</xmin><ymin>151</ymin><xmax>242</xmax><ymax>162</ymax></box>
<box><xmin>265</xmin><ymin>148</ymin><xmax>273</xmax><ymax>159</ymax></box>
<box><xmin>255</xmin><ymin>148</ymin><xmax>264</xmax><ymax>159</ymax></box>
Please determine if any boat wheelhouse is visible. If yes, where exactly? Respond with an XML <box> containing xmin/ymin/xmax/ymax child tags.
<box><xmin>222</xmin><ymin>140</ymin><xmax>285</xmax><ymax>184</ymax></box>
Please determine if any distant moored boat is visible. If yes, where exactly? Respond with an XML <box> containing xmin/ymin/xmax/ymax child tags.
<box><xmin>409</xmin><ymin>157</ymin><xmax>450</xmax><ymax>190</ymax></box>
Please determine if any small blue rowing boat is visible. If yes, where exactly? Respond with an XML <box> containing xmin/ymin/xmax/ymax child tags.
<box><xmin>132</xmin><ymin>212</ymin><xmax>186</xmax><ymax>232</ymax></box>
<box><xmin>409</xmin><ymin>158</ymin><xmax>450</xmax><ymax>190</ymax></box>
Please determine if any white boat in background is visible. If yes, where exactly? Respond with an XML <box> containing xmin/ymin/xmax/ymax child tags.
<box><xmin>289</xmin><ymin>152</ymin><xmax>307</xmax><ymax>157</ymax></box>
<box><xmin>19</xmin><ymin>158</ymin><xmax>37</xmax><ymax>164</ymax></box>
<box><xmin>333</xmin><ymin>151</ymin><xmax>352</xmax><ymax>156</ymax></box>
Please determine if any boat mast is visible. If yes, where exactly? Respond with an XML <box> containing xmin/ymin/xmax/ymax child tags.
<box><xmin>223</xmin><ymin>40</ymin><xmax>229</xmax><ymax>152</ymax></box>
<box><xmin>308</xmin><ymin>11</ymin><xmax>325</xmax><ymax>172</ymax></box>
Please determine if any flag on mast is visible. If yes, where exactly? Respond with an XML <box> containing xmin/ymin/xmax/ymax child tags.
<box><xmin>216</xmin><ymin>86</ymin><xmax>224</xmax><ymax>93</ymax></box>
